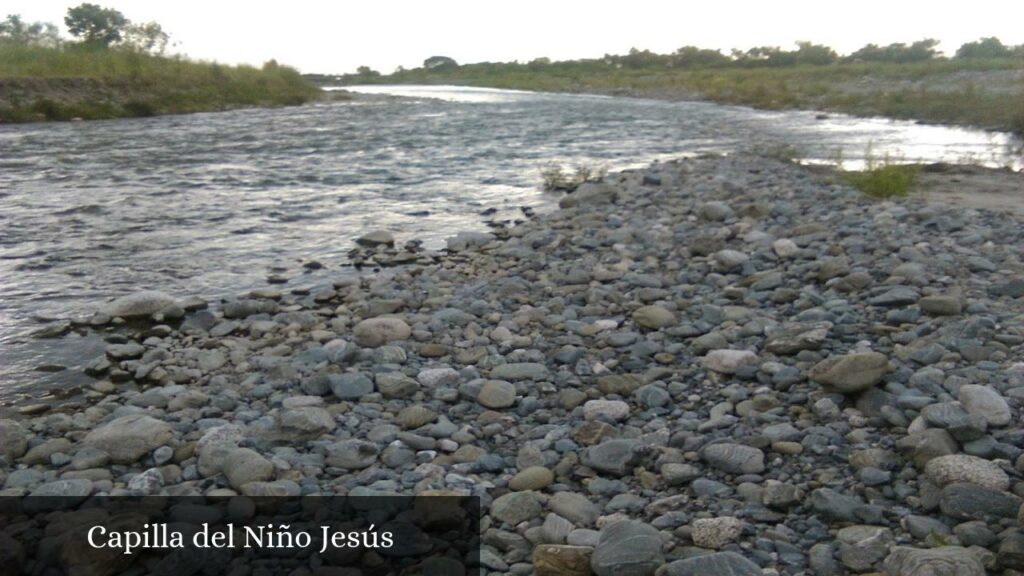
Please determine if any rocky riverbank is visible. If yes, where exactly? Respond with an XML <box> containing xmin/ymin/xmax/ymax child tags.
<box><xmin>2</xmin><ymin>154</ymin><xmax>1024</xmax><ymax>575</ymax></box>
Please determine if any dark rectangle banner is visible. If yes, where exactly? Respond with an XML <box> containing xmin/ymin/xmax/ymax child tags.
<box><xmin>0</xmin><ymin>495</ymin><xmax>480</xmax><ymax>575</ymax></box>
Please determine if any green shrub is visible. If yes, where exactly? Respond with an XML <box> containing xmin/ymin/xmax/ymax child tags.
<box><xmin>541</xmin><ymin>162</ymin><xmax>607</xmax><ymax>192</ymax></box>
<box><xmin>840</xmin><ymin>149</ymin><xmax>920</xmax><ymax>198</ymax></box>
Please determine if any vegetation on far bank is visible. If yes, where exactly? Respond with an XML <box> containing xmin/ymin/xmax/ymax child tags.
<box><xmin>0</xmin><ymin>7</ymin><xmax>319</xmax><ymax>123</ymax></box>
<box><xmin>322</xmin><ymin>39</ymin><xmax>1024</xmax><ymax>137</ymax></box>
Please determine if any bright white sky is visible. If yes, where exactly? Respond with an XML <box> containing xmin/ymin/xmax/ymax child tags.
<box><xmin>10</xmin><ymin>0</ymin><xmax>1024</xmax><ymax>74</ymax></box>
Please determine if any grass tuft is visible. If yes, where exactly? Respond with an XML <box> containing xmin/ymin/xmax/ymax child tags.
<box><xmin>839</xmin><ymin>147</ymin><xmax>920</xmax><ymax>198</ymax></box>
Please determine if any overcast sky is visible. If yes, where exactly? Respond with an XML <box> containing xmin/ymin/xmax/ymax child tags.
<box><xmin>10</xmin><ymin>1</ymin><xmax>1024</xmax><ymax>73</ymax></box>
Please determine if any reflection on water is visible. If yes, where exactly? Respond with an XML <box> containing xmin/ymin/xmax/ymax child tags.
<box><xmin>0</xmin><ymin>85</ymin><xmax>1018</xmax><ymax>402</ymax></box>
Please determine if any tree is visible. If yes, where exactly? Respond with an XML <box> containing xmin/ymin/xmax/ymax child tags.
<box><xmin>793</xmin><ymin>41</ymin><xmax>837</xmax><ymax>65</ymax></box>
<box><xmin>672</xmin><ymin>46</ymin><xmax>729</xmax><ymax>68</ymax></box>
<box><xmin>356</xmin><ymin>65</ymin><xmax>380</xmax><ymax>77</ymax></box>
<box><xmin>956</xmin><ymin>37</ymin><xmax>1012</xmax><ymax>59</ymax></box>
<box><xmin>121</xmin><ymin>21</ymin><xmax>168</xmax><ymax>54</ymax></box>
<box><xmin>423</xmin><ymin>55</ymin><xmax>457</xmax><ymax>70</ymax></box>
<box><xmin>0</xmin><ymin>14</ymin><xmax>60</xmax><ymax>46</ymax></box>
<box><xmin>847</xmin><ymin>39</ymin><xmax>939</xmax><ymax>63</ymax></box>
<box><xmin>64</xmin><ymin>3</ymin><xmax>127</xmax><ymax>47</ymax></box>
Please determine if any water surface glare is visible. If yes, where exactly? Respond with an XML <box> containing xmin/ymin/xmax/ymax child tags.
<box><xmin>0</xmin><ymin>85</ymin><xmax>1018</xmax><ymax>402</ymax></box>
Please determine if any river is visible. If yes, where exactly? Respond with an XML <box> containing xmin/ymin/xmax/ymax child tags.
<box><xmin>0</xmin><ymin>85</ymin><xmax>1018</xmax><ymax>404</ymax></box>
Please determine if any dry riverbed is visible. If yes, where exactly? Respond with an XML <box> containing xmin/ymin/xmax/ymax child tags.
<box><xmin>2</xmin><ymin>155</ymin><xmax>1023</xmax><ymax>575</ymax></box>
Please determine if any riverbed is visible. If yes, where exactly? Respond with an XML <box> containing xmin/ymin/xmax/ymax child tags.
<box><xmin>0</xmin><ymin>85</ymin><xmax>1018</xmax><ymax>403</ymax></box>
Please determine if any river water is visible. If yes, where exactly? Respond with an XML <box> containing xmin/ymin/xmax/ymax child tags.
<box><xmin>0</xmin><ymin>85</ymin><xmax>1018</xmax><ymax>404</ymax></box>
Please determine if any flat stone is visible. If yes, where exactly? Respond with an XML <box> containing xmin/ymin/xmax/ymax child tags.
<box><xmin>330</xmin><ymin>372</ymin><xmax>375</xmax><ymax>400</ymax></box>
<box><xmin>355</xmin><ymin>230</ymin><xmax>395</xmax><ymax>247</ymax></box>
<box><xmin>533</xmin><ymin>545</ymin><xmax>593</xmax><ymax>576</ymax></box>
<box><xmin>583</xmin><ymin>400</ymin><xmax>630</xmax><ymax>422</ymax></box>
<box><xmin>352</xmin><ymin>317</ymin><xmax>411</xmax><ymax>347</ymax></box>
<box><xmin>325</xmin><ymin>439</ymin><xmax>379</xmax><ymax>470</ymax></box>
<box><xmin>765</xmin><ymin>322</ymin><xmax>831</xmax><ymax>354</ymax></box>
<box><xmin>632</xmin><ymin>306</ymin><xmax>676</xmax><ymax>329</ymax></box>
<box><xmin>490</xmin><ymin>362</ymin><xmax>549</xmax><ymax>381</ymax></box>
<box><xmin>896</xmin><ymin>429</ymin><xmax>960</xmax><ymax>468</ymax></box>
<box><xmin>958</xmin><ymin>385</ymin><xmax>1011</xmax><ymax>427</ymax></box>
<box><xmin>491</xmin><ymin>491</ymin><xmax>543</xmax><ymax>525</ymax></box>
<box><xmin>924</xmin><ymin>454</ymin><xmax>1010</xmax><ymax>491</ymax></box>
<box><xmin>691</xmin><ymin>517</ymin><xmax>745</xmax><ymax>549</ymax></box>
<box><xmin>0</xmin><ymin>420</ymin><xmax>29</xmax><ymax>460</ymax></box>
<box><xmin>549</xmin><ymin>492</ymin><xmax>601</xmax><ymax>527</ymax></box>
<box><xmin>590</xmin><ymin>521</ymin><xmax>663</xmax><ymax>576</ymax></box>
<box><xmin>883</xmin><ymin>546</ymin><xmax>984</xmax><ymax>576</ymax></box>
<box><xmin>223</xmin><ymin>448</ymin><xmax>274</xmax><ymax>490</ymax></box>
<box><xmin>837</xmin><ymin>525</ymin><xmax>893</xmax><ymax>572</ymax></box>
<box><xmin>102</xmin><ymin>290</ymin><xmax>178</xmax><ymax>318</ymax></box>
<box><xmin>395</xmin><ymin>405</ymin><xmax>437</xmax><ymax>429</ymax></box>
<box><xmin>509</xmin><ymin>467</ymin><xmax>555</xmax><ymax>491</ymax></box>
<box><xmin>83</xmin><ymin>414</ymin><xmax>173</xmax><ymax>464</ymax></box>
<box><xmin>596</xmin><ymin>374</ymin><xmax>643</xmax><ymax>395</ymax></box>
<box><xmin>809</xmin><ymin>352</ymin><xmax>889</xmax><ymax>393</ymax></box>
<box><xmin>919</xmin><ymin>295</ymin><xmax>962</xmax><ymax>316</ymax></box>
<box><xmin>664</xmin><ymin>552</ymin><xmax>761</xmax><ymax>576</ymax></box>
<box><xmin>584</xmin><ymin>439</ymin><xmax>645</xmax><ymax>477</ymax></box>
<box><xmin>702</xmin><ymin>350</ymin><xmax>758</xmax><ymax>374</ymax></box>
<box><xmin>939</xmin><ymin>483</ymin><xmax>1022</xmax><ymax>521</ymax></box>
<box><xmin>701</xmin><ymin>443</ymin><xmax>765</xmax><ymax>474</ymax></box>
<box><xmin>478</xmin><ymin>380</ymin><xmax>517</xmax><ymax>409</ymax></box>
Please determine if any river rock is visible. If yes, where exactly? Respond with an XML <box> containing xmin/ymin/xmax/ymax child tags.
<box><xmin>590</xmin><ymin>521</ymin><xmax>663</xmax><ymax>576</ymax></box>
<box><xmin>29</xmin><ymin>478</ymin><xmax>93</xmax><ymax>500</ymax></box>
<box><xmin>837</xmin><ymin>525</ymin><xmax>893</xmax><ymax>572</ymax></box>
<box><xmin>883</xmin><ymin>546</ymin><xmax>984</xmax><ymax>576</ymax></box>
<box><xmin>102</xmin><ymin>290</ymin><xmax>178</xmax><ymax>318</ymax></box>
<box><xmin>509</xmin><ymin>466</ymin><xmax>555</xmax><ymax>491</ymax></box>
<box><xmin>477</xmin><ymin>380</ymin><xmax>517</xmax><ymax>408</ymax></box>
<box><xmin>491</xmin><ymin>491</ymin><xmax>543</xmax><ymax>525</ymax></box>
<box><xmin>773</xmin><ymin>238</ymin><xmax>799</xmax><ymax>257</ymax></box>
<box><xmin>632</xmin><ymin>305</ymin><xmax>676</xmax><ymax>329</ymax></box>
<box><xmin>939</xmin><ymin>483</ymin><xmax>1022</xmax><ymax>520</ymax></box>
<box><xmin>701</xmin><ymin>443</ymin><xmax>765</xmax><ymax>474</ymax></box>
<box><xmin>0</xmin><ymin>419</ymin><xmax>28</xmax><ymax>460</ymax></box>
<box><xmin>584</xmin><ymin>439</ymin><xmax>645</xmax><ymax>476</ymax></box>
<box><xmin>765</xmin><ymin>321</ymin><xmax>831</xmax><ymax>354</ymax></box>
<box><xmin>490</xmin><ymin>362</ymin><xmax>549</xmax><ymax>381</ymax></box>
<box><xmin>691</xmin><ymin>517</ymin><xmax>745</xmax><ymax>549</ymax></box>
<box><xmin>396</xmin><ymin>405</ymin><xmax>437</xmax><ymax>429</ymax></box>
<box><xmin>352</xmin><ymin>317</ymin><xmax>411</xmax><ymax>347</ymax></box>
<box><xmin>83</xmin><ymin>414</ymin><xmax>173</xmax><ymax>464</ymax></box>
<box><xmin>924</xmin><ymin>454</ymin><xmax>1010</xmax><ymax>491</ymax></box>
<box><xmin>533</xmin><ymin>545</ymin><xmax>593</xmax><ymax>576</ymax></box>
<box><xmin>330</xmin><ymin>372</ymin><xmax>375</xmax><ymax>400</ymax></box>
<box><xmin>446</xmin><ymin>230</ymin><xmax>494</xmax><ymax>252</ymax></box>
<box><xmin>223</xmin><ymin>448</ymin><xmax>274</xmax><ymax>490</ymax></box>
<box><xmin>702</xmin><ymin>350</ymin><xmax>758</xmax><ymax>374</ymax></box>
<box><xmin>958</xmin><ymin>384</ymin><xmax>1011</xmax><ymax>426</ymax></box>
<box><xmin>809</xmin><ymin>351</ymin><xmax>889</xmax><ymax>393</ymax></box>
<box><xmin>559</xmin><ymin>182</ymin><xmax>618</xmax><ymax>209</ymax></box>
<box><xmin>277</xmin><ymin>405</ymin><xmax>337</xmax><ymax>437</ymax></box>
<box><xmin>583</xmin><ymin>399</ymin><xmax>630</xmax><ymax>422</ymax></box>
<box><xmin>919</xmin><ymin>294</ymin><xmax>962</xmax><ymax>316</ymax></box>
<box><xmin>549</xmin><ymin>492</ymin><xmax>601</xmax><ymax>527</ymax></box>
<box><xmin>325</xmin><ymin>439</ymin><xmax>379</xmax><ymax>470</ymax></box>
<box><xmin>664</xmin><ymin>552</ymin><xmax>761</xmax><ymax>576</ymax></box>
<box><xmin>355</xmin><ymin>230</ymin><xmax>395</xmax><ymax>247</ymax></box>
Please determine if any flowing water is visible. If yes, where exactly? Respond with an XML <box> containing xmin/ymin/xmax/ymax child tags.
<box><xmin>0</xmin><ymin>85</ymin><xmax>1018</xmax><ymax>404</ymax></box>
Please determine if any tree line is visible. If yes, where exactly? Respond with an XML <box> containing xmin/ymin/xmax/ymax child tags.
<box><xmin>0</xmin><ymin>4</ymin><xmax>169</xmax><ymax>54</ymax></box>
<box><xmin>341</xmin><ymin>37</ymin><xmax>1022</xmax><ymax>77</ymax></box>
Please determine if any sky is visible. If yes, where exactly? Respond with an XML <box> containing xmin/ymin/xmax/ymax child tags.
<box><xmin>9</xmin><ymin>1</ymin><xmax>1024</xmax><ymax>74</ymax></box>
